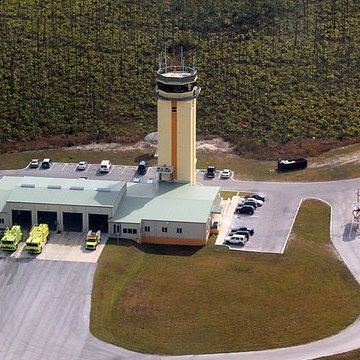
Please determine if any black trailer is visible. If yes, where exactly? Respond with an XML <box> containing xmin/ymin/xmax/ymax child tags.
<box><xmin>277</xmin><ymin>158</ymin><xmax>308</xmax><ymax>171</ymax></box>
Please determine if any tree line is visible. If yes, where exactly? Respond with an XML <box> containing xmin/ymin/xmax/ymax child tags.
<box><xmin>0</xmin><ymin>0</ymin><xmax>358</xmax><ymax>149</ymax></box>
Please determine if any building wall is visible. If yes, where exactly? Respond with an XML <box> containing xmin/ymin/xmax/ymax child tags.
<box><xmin>177</xmin><ymin>99</ymin><xmax>196</xmax><ymax>184</ymax></box>
<box><xmin>157</xmin><ymin>97</ymin><xmax>197</xmax><ymax>184</ymax></box>
<box><xmin>7</xmin><ymin>203</ymin><xmax>112</xmax><ymax>232</ymax></box>
<box><xmin>157</xmin><ymin>99</ymin><xmax>172</xmax><ymax>167</ymax></box>
<box><xmin>0</xmin><ymin>212</ymin><xmax>9</xmax><ymax>230</ymax></box>
<box><xmin>111</xmin><ymin>222</ymin><xmax>140</xmax><ymax>242</ymax></box>
<box><xmin>140</xmin><ymin>220</ymin><xmax>207</xmax><ymax>245</ymax></box>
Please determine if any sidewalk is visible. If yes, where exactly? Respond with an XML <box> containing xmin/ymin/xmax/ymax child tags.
<box><xmin>215</xmin><ymin>196</ymin><xmax>241</xmax><ymax>245</ymax></box>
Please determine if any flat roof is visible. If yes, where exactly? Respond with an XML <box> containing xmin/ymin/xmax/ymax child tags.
<box><xmin>112</xmin><ymin>182</ymin><xmax>220</xmax><ymax>224</ymax></box>
<box><xmin>1</xmin><ymin>176</ymin><xmax>126</xmax><ymax>208</ymax></box>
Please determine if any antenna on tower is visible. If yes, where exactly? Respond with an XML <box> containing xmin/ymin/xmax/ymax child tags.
<box><xmin>158</xmin><ymin>52</ymin><xmax>162</xmax><ymax>70</ymax></box>
<box><xmin>180</xmin><ymin>46</ymin><xmax>184</xmax><ymax>68</ymax></box>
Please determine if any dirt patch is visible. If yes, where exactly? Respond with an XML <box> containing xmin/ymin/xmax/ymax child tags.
<box><xmin>63</xmin><ymin>137</ymin><xmax>234</xmax><ymax>154</ymax></box>
<box><xmin>64</xmin><ymin>141</ymin><xmax>153</xmax><ymax>152</ymax></box>
<box><xmin>309</xmin><ymin>149</ymin><xmax>360</xmax><ymax>168</ymax></box>
<box><xmin>197</xmin><ymin>138</ymin><xmax>234</xmax><ymax>153</ymax></box>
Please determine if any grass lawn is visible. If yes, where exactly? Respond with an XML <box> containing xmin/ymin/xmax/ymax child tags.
<box><xmin>90</xmin><ymin>200</ymin><xmax>360</xmax><ymax>355</ymax></box>
<box><xmin>220</xmin><ymin>191</ymin><xmax>237</xmax><ymax>200</ymax></box>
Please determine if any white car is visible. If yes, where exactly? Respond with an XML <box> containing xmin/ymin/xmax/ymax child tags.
<box><xmin>77</xmin><ymin>161</ymin><xmax>88</xmax><ymax>170</ymax></box>
<box><xmin>224</xmin><ymin>234</ymin><xmax>248</xmax><ymax>246</ymax></box>
<box><xmin>220</xmin><ymin>169</ymin><xmax>231</xmax><ymax>179</ymax></box>
<box><xmin>29</xmin><ymin>159</ymin><xmax>39</xmax><ymax>168</ymax></box>
<box><xmin>247</xmin><ymin>197</ymin><xmax>264</xmax><ymax>207</ymax></box>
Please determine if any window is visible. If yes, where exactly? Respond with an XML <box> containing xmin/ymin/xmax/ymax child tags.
<box><xmin>113</xmin><ymin>224</ymin><xmax>121</xmax><ymax>234</ymax></box>
<box><xmin>133</xmin><ymin>229</ymin><xmax>137</xmax><ymax>234</ymax></box>
<box><xmin>144</xmin><ymin>226</ymin><xmax>150</xmax><ymax>232</ymax></box>
<box><xmin>162</xmin><ymin>227</ymin><xmax>168</xmax><ymax>233</ymax></box>
<box><xmin>176</xmin><ymin>228</ymin><xmax>182</xmax><ymax>234</ymax></box>
<box><xmin>0</xmin><ymin>219</ymin><xmax>4</xmax><ymax>224</ymax></box>
<box><xmin>123</xmin><ymin>228</ymin><xmax>128</xmax><ymax>234</ymax></box>
<box><xmin>171</xmin><ymin>107</ymin><xmax>177</xmax><ymax>112</ymax></box>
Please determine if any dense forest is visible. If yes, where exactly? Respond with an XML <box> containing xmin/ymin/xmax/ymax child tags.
<box><xmin>0</xmin><ymin>0</ymin><xmax>359</xmax><ymax>152</ymax></box>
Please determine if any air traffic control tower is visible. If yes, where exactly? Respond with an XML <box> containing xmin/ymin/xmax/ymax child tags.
<box><xmin>155</xmin><ymin>65</ymin><xmax>201</xmax><ymax>184</ymax></box>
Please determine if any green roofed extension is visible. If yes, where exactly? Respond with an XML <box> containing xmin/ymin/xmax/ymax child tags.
<box><xmin>112</xmin><ymin>182</ymin><xmax>221</xmax><ymax>224</ymax></box>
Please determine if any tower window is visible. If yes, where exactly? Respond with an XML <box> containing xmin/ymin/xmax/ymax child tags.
<box><xmin>162</xmin><ymin>227</ymin><xmax>168</xmax><ymax>233</ymax></box>
<box><xmin>171</xmin><ymin>107</ymin><xmax>177</xmax><ymax>112</ymax></box>
<box><xmin>176</xmin><ymin>228</ymin><xmax>182</xmax><ymax>234</ymax></box>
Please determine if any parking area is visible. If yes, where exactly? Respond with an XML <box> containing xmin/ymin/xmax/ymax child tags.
<box><xmin>216</xmin><ymin>193</ymin><xmax>298</xmax><ymax>254</ymax></box>
<box><xmin>197</xmin><ymin>169</ymin><xmax>234</xmax><ymax>182</ymax></box>
<box><xmin>0</xmin><ymin>232</ymin><xmax>108</xmax><ymax>263</ymax></box>
<box><xmin>23</xmin><ymin>161</ymin><xmax>140</xmax><ymax>182</ymax></box>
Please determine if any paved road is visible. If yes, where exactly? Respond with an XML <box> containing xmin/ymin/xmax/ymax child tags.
<box><xmin>0</xmin><ymin>166</ymin><xmax>359</xmax><ymax>359</ymax></box>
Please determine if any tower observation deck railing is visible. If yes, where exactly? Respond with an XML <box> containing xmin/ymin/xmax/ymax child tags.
<box><xmin>156</xmin><ymin>66</ymin><xmax>198</xmax><ymax>85</ymax></box>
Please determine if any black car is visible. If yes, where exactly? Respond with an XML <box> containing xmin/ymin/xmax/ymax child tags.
<box><xmin>137</xmin><ymin>161</ymin><xmax>147</xmax><ymax>175</ymax></box>
<box><xmin>229</xmin><ymin>230</ymin><xmax>250</xmax><ymax>240</ymax></box>
<box><xmin>235</xmin><ymin>205</ymin><xmax>255</xmax><ymax>215</ymax></box>
<box><xmin>243</xmin><ymin>200</ymin><xmax>258</xmax><ymax>208</ymax></box>
<box><xmin>206</xmin><ymin>166</ymin><xmax>216</xmax><ymax>178</ymax></box>
<box><xmin>231</xmin><ymin>226</ymin><xmax>254</xmax><ymax>236</ymax></box>
<box><xmin>246</xmin><ymin>193</ymin><xmax>265</xmax><ymax>202</ymax></box>
<box><xmin>41</xmin><ymin>158</ymin><xmax>52</xmax><ymax>169</ymax></box>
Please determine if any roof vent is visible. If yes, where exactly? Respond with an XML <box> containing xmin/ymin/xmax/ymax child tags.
<box><xmin>47</xmin><ymin>185</ymin><xmax>61</xmax><ymax>189</ymax></box>
<box><xmin>21</xmin><ymin>184</ymin><xmax>35</xmax><ymax>188</ymax></box>
<box><xmin>97</xmin><ymin>187</ymin><xmax>111</xmax><ymax>192</ymax></box>
<box><xmin>70</xmin><ymin>186</ymin><xmax>84</xmax><ymax>191</ymax></box>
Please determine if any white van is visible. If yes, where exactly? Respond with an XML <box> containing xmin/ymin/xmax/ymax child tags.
<box><xmin>99</xmin><ymin>160</ymin><xmax>112</xmax><ymax>173</ymax></box>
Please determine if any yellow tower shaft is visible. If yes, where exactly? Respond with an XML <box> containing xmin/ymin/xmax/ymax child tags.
<box><xmin>171</xmin><ymin>100</ymin><xmax>177</xmax><ymax>180</ymax></box>
<box><xmin>156</xmin><ymin>65</ymin><xmax>200</xmax><ymax>184</ymax></box>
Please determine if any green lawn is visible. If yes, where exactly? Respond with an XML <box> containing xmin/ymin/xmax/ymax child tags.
<box><xmin>90</xmin><ymin>200</ymin><xmax>360</xmax><ymax>355</ymax></box>
<box><xmin>220</xmin><ymin>191</ymin><xmax>237</xmax><ymax>200</ymax></box>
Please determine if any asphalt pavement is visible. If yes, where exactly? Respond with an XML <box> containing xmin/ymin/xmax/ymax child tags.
<box><xmin>0</xmin><ymin>165</ymin><xmax>359</xmax><ymax>359</ymax></box>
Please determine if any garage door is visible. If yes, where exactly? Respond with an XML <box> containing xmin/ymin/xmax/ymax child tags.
<box><xmin>88</xmin><ymin>214</ymin><xmax>108</xmax><ymax>233</ymax></box>
<box><xmin>12</xmin><ymin>210</ymin><xmax>32</xmax><ymax>229</ymax></box>
<box><xmin>37</xmin><ymin>211</ymin><xmax>57</xmax><ymax>231</ymax></box>
<box><xmin>63</xmin><ymin>212</ymin><xmax>83</xmax><ymax>232</ymax></box>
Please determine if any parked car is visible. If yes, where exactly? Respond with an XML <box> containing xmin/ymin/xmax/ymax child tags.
<box><xmin>235</xmin><ymin>205</ymin><xmax>255</xmax><ymax>215</ymax></box>
<box><xmin>243</xmin><ymin>200</ymin><xmax>258</xmax><ymax>208</ymax></box>
<box><xmin>224</xmin><ymin>234</ymin><xmax>248</xmax><ymax>246</ymax></box>
<box><xmin>231</xmin><ymin>226</ymin><xmax>254</xmax><ymax>236</ymax></box>
<box><xmin>77</xmin><ymin>161</ymin><xmax>88</xmax><ymax>170</ymax></box>
<box><xmin>137</xmin><ymin>161</ymin><xmax>147</xmax><ymax>175</ymax></box>
<box><xmin>246</xmin><ymin>197</ymin><xmax>264</xmax><ymax>207</ymax></box>
<box><xmin>245</xmin><ymin>193</ymin><xmax>266</xmax><ymax>202</ymax></box>
<box><xmin>206</xmin><ymin>166</ymin><xmax>216</xmax><ymax>179</ymax></box>
<box><xmin>41</xmin><ymin>158</ymin><xmax>52</xmax><ymax>169</ymax></box>
<box><xmin>229</xmin><ymin>230</ymin><xmax>250</xmax><ymax>240</ymax></box>
<box><xmin>99</xmin><ymin>160</ymin><xmax>112</xmax><ymax>173</ymax></box>
<box><xmin>29</xmin><ymin>159</ymin><xmax>39</xmax><ymax>168</ymax></box>
<box><xmin>220</xmin><ymin>169</ymin><xmax>231</xmax><ymax>179</ymax></box>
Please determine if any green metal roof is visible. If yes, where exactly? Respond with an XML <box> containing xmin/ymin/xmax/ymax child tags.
<box><xmin>1</xmin><ymin>176</ymin><xmax>126</xmax><ymax>208</ymax></box>
<box><xmin>112</xmin><ymin>182</ymin><xmax>220</xmax><ymax>224</ymax></box>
